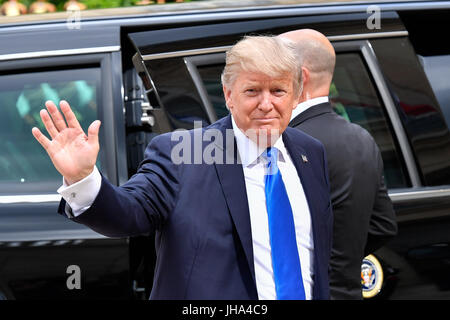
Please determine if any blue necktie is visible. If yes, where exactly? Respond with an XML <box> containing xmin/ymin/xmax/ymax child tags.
<box><xmin>264</xmin><ymin>147</ymin><xmax>306</xmax><ymax>300</ymax></box>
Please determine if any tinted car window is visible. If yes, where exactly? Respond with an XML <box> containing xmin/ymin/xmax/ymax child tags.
<box><xmin>145</xmin><ymin>58</ymin><xmax>211</xmax><ymax>129</ymax></box>
<box><xmin>419</xmin><ymin>55</ymin><xmax>450</xmax><ymax>129</ymax></box>
<box><xmin>331</xmin><ymin>53</ymin><xmax>409</xmax><ymax>189</ymax></box>
<box><xmin>197</xmin><ymin>64</ymin><xmax>227</xmax><ymax>119</ymax></box>
<box><xmin>0</xmin><ymin>67</ymin><xmax>100</xmax><ymax>194</ymax></box>
<box><xmin>196</xmin><ymin>52</ymin><xmax>409</xmax><ymax>189</ymax></box>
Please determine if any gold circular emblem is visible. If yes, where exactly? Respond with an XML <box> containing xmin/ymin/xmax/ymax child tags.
<box><xmin>361</xmin><ymin>254</ymin><xmax>384</xmax><ymax>299</ymax></box>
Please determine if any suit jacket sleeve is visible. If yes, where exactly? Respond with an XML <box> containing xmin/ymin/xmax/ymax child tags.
<box><xmin>58</xmin><ymin>133</ymin><xmax>180</xmax><ymax>238</ymax></box>
<box><xmin>364</xmin><ymin>148</ymin><xmax>398</xmax><ymax>256</ymax></box>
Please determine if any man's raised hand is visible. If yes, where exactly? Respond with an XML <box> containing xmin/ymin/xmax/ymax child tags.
<box><xmin>31</xmin><ymin>100</ymin><xmax>101</xmax><ymax>185</ymax></box>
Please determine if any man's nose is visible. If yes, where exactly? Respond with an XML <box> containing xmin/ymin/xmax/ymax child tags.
<box><xmin>257</xmin><ymin>91</ymin><xmax>274</xmax><ymax>112</ymax></box>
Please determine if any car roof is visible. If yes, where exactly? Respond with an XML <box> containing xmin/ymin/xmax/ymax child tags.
<box><xmin>0</xmin><ymin>0</ymin><xmax>448</xmax><ymax>58</ymax></box>
<box><xmin>0</xmin><ymin>0</ymin><xmax>444</xmax><ymax>29</ymax></box>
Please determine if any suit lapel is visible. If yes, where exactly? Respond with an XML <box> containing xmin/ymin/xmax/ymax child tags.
<box><xmin>282</xmin><ymin>129</ymin><xmax>316</xmax><ymax>210</ymax></box>
<box><xmin>282</xmin><ymin>130</ymin><xmax>321</xmax><ymax>281</ymax></box>
<box><xmin>212</xmin><ymin>115</ymin><xmax>256</xmax><ymax>286</ymax></box>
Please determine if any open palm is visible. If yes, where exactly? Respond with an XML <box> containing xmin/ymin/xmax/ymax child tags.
<box><xmin>32</xmin><ymin>100</ymin><xmax>101</xmax><ymax>185</ymax></box>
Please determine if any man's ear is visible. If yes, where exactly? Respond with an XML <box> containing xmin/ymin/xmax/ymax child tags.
<box><xmin>223</xmin><ymin>84</ymin><xmax>233</xmax><ymax>111</ymax></box>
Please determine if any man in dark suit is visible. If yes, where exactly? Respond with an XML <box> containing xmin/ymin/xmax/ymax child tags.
<box><xmin>280</xmin><ymin>29</ymin><xmax>397</xmax><ymax>299</ymax></box>
<box><xmin>32</xmin><ymin>36</ymin><xmax>332</xmax><ymax>299</ymax></box>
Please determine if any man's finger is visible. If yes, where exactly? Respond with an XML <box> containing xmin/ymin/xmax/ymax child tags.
<box><xmin>59</xmin><ymin>100</ymin><xmax>83</xmax><ymax>131</ymax></box>
<box><xmin>40</xmin><ymin>109</ymin><xmax>59</xmax><ymax>139</ymax></box>
<box><xmin>31</xmin><ymin>127</ymin><xmax>51</xmax><ymax>151</ymax></box>
<box><xmin>45</xmin><ymin>100</ymin><xmax>67</xmax><ymax>132</ymax></box>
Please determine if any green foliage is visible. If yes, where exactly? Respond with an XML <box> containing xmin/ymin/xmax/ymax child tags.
<box><xmin>64</xmin><ymin>0</ymin><xmax>135</xmax><ymax>10</ymax></box>
<box><xmin>0</xmin><ymin>0</ymin><xmax>194</xmax><ymax>13</ymax></box>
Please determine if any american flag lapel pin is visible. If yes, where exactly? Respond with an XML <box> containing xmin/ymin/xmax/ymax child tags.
<box><xmin>301</xmin><ymin>154</ymin><xmax>308</xmax><ymax>163</ymax></box>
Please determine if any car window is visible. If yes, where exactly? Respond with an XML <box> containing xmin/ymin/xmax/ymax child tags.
<box><xmin>197</xmin><ymin>64</ymin><xmax>228</xmax><ymax>119</ymax></box>
<box><xmin>0</xmin><ymin>67</ymin><xmax>101</xmax><ymax>194</ymax></box>
<box><xmin>144</xmin><ymin>58</ymin><xmax>211</xmax><ymax>129</ymax></box>
<box><xmin>195</xmin><ymin>52</ymin><xmax>409</xmax><ymax>189</ymax></box>
<box><xmin>418</xmin><ymin>55</ymin><xmax>450</xmax><ymax>129</ymax></box>
<box><xmin>331</xmin><ymin>53</ymin><xmax>409</xmax><ymax>189</ymax></box>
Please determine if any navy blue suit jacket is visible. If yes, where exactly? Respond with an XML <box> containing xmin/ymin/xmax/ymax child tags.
<box><xmin>59</xmin><ymin>115</ymin><xmax>333</xmax><ymax>299</ymax></box>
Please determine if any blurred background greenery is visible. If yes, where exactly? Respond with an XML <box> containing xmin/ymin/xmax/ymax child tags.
<box><xmin>0</xmin><ymin>0</ymin><xmax>193</xmax><ymax>15</ymax></box>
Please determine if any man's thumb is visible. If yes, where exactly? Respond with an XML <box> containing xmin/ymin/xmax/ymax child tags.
<box><xmin>87</xmin><ymin>120</ymin><xmax>101</xmax><ymax>145</ymax></box>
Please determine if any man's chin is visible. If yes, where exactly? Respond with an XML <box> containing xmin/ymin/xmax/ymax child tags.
<box><xmin>244</xmin><ymin>127</ymin><xmax>282</xmax><ymax>147</ymax></box>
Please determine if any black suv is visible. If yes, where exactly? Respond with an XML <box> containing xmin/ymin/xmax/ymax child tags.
<box><xmin>1</xmin><ymin>0</ymin><xmax>450</xmax><ymax>299</ymax></box>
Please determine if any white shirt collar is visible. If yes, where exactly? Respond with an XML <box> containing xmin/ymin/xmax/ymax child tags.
<box><xmin>290</xmin><ymin>96</ymin><xmax>329</xmax><ymax>121</ymax></box>
<box><xmin>231</xmin><ymin>114</ymin><xmax>288</xmax><ymax>167</ymax></box>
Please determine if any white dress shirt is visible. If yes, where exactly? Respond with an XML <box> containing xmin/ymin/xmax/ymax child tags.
<box><xmin>290</xmin><ymin>96</ymin><xmax>329</xmax><ymax>122</ymax></box>
<box><xmin>57</xmin><ymin>165</ymin><xmax>101</xmax><ymax>218</ymax></box>
<box><xmin>231</xmin><ymin>116</ymin><xmax>314</xmax><ymax>300</ymax></box>
<box><xmin>58</xmin><ymin>116</ymin><xmax>315</xmax><ymax>299</ymax></box>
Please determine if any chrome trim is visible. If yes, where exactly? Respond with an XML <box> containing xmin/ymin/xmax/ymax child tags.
<box><xmin>0</xmin><ymin>46</ymin><xmax>121</xmax><ymax>62</ymax></box>
<box><xmin>184</xmin><ymin>57</ymin><xmax>217</xmax><ymax>123</ymax></box>
<box><xmin>0</xmin><ymin>230</ymin><xmax>107</xmax><ymax>242</ymax></box>
<box><xmin>0</xmin><ymin>194</ymin><xmax>61</xmax><ymax>204</ymax></box>
<box><xmin>142</xmin><ymin>45</ymin><xmax>231</xmax><ymax>61</ymax></box>
<box><xmin>359</xmin><ymin>40</ymin><xmax>421</xmax><ymax>187</ymax></box>
<box><xmin>184</xmin><ymin>53</ymin><xmax>226</xmax><ymax>124</ymax></box>
<box><xmin>328</xmin><ymin>31</ymin><xmax>408</xmax><ymax>42</ymax></box>
<box><xmin>389</xmin><ymin>188</ymin><xmax>450</xmax><ymax>202</ymax></box>
<box><xmin>140</xmin><ymin>31</ymin><xmax>408</xmax><ymax>61</ymax></box>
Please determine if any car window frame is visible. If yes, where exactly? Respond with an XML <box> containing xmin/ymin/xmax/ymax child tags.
<box><xmin>0</xmin><ymin>50</ymin><xmax>124</xmax><ymax>203</ymax></box>
<box><xmin>184</xmin><ymin>53</ymin><xmax>226</xmax><ymax>124</ymax></box>
<box><xmin>417</xmin><ymin>54</ymin><xmax>450</xmax><ymax>129</ymax></box>
<box><xmin>333</xmin><ymin>40</ymin><xmax>420</xmax><ymax>188</ymax></box>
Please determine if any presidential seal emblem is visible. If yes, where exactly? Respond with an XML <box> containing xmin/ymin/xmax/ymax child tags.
<box><xmin>361</xmin><ymin>254</ymin><xmax>383</xmax><ymax>299</ymax></box>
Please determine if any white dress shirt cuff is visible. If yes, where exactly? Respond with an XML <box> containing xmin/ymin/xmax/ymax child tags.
<box><xmin>57</xmin><ymin>166</ymin><xmax>102</xmax><ymax>218</ymax></box>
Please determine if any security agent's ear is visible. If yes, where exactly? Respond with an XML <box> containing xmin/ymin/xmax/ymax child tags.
<box><xmin>301</xmin><ymin>66</ymin><xmax>310</xmax><ymax>88</ymax></box>
<box><xmin>298</xmin><ymin>66</ymin><xmax>310</xmax><ymax>103</ymax></box>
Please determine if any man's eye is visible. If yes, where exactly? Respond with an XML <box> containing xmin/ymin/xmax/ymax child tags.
<box><xmin>272</xmin><ymin>89</ymin><xmax>286</xmax><ymax>95</ymax></box>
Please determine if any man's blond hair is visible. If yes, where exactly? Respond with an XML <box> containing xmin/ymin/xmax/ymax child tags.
<box><xmin>221</xmin><ymin>35</ymin><xmax>302</xmax><ymax>95</ymax></box>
